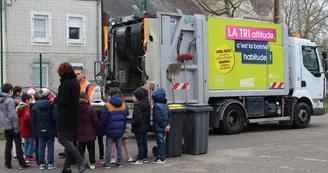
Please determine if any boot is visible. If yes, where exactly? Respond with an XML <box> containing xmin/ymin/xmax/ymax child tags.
<box><xmin>78</xmin><ymin>160</ymin><xmax>90</xmax><ymax>173</ymax></box>
<box><xmin>61</xmin><ymin>167</ymin><xmax>71</xmax><ymax>173</ymax></box>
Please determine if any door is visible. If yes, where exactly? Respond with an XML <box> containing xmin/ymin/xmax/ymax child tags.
<box><xmin>301</xmin><ymin>45</ymin><xmax>324</xmax><ymax>99</ymax></box>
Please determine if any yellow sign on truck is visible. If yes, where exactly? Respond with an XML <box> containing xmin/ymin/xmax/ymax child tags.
<box><xmin>208</xmin><ymin>18</ymin><xmax>284</xmax><ymax>90</ymax></box>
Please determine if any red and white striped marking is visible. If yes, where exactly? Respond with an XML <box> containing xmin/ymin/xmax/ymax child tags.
<box><xmin>270</xmin><ymin>82</ymin><xmax>284</xmax><ymax>89</ymax></box>
<box><xmin>173</xmin><ymin>83</ymin><xmax>190</xmax><ymax>90</ymax></box>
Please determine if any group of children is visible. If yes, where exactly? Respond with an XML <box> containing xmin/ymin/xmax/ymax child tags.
<box><xmin>4</xmin><ymin>84</ymin><xmax>171</xmax><ymax>170</ymax></box>
<box><xmin>12</xmin><ymin>86</ymin><xmax>57</xmax><ymax>169</ymax></box>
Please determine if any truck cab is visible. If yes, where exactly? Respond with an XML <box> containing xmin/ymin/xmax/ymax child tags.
<box><xmin>288</xmin><ymin>38</ymin><xmax>326</xmax><ymax>116</ymax></box>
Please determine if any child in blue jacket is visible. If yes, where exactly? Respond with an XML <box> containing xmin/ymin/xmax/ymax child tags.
<box><xmin>31</xmin><ymin>89</ymin><xmax>57</xmax><ymax>170</ymax></box>
<box><xmin>151</xmin><ymin>88</ymin><xmax>171</xmax><ymax>164</ymax></box>
<box><xmin>100</xmin><ymin>87</ymin><xmax>128</xmax><ymax>169</ymax></box>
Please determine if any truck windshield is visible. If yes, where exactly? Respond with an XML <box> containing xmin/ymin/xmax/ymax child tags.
<box><xmin>302</xmin><ymin>46</ymin><xmax>320</xmax><ymax>76</ymax></box>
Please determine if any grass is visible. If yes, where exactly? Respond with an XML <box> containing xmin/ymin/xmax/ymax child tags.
<box><xmin>0</xmin><ymin>131</ymin><xmax>4</xmax><ymax>141</ymax></box>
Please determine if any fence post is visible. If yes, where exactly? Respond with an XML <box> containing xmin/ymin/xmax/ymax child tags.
<box><xmin>0</xmin><ymin>0</ymin><xmax>3</xmax><ymax>87</ymax></box>
<box><xmin>39</xmin><ymin>53</ymin><xmax>42</xmax><ymax>88</ymax></box>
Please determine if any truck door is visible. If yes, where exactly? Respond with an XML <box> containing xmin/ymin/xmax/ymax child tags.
<box><xmin>301</xmin><ymin>45</ymin><xmax>324</xmax><ymax>99</ymax></box>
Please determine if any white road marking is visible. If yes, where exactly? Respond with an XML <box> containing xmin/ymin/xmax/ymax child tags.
<box><xmin>280</xmin><ymin>166</ymin><xmax>295</xmax><ymax>170</ymax></box>
<box><xmin>260</xmin><ymin>155</ymin><xmax>282</xmax><ymax>158</ymax></box>
<box><xmin>297</xmin><ymin>157</ymin><xmax>327</xmax><ymax>162</ymax></box>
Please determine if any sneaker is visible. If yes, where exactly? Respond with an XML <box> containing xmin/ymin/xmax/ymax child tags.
<box><xmin>130</xmin><ymin>160</ymin><xmax>143</xmax><ymax>165</ymax></box>
<box><xmin>102</xmin><ymin>163</ymin><xmax>111</xmax><ymax>169</ymax></box>
<box><xmin>5</xmin><ymin>165</ymin><xmax>12</xmax><ymax>169</ymax></box>
<box><xmin>39</xmin><ymin>164</ymin><xmax>46</xmax><ymax>170</ymax></box>
<box><xmin>142</xmin><ymin>158</ymin><xmax>148</xmax><ymax>163</ymax></box>
<box><xmin>25</xmin><ymin>156</ymin><xmax>37</xmax><ymax>162</ymax></box>
<box><xmin>48</xmin><ymin>164</ymin><xmax>57</xmax><ymax>170</ymax></box>
<box><xmin>116</xmin><ymin>162</ymin><xmax>123</xmax><ymax>168</ymax></box>
<box><xmin>90</xmin><ymin>164</ymin><xmax>95</xmax><ymax>170</ymax></box>
<box><xmin>99</xmin><ymin>159</ymin><xmax>105</xmax><ymax>164</ymax></box>
<box><xmin>152</xmin><ymin>157</ymin><xmax>166</xmax><ymax>164</ymax></box>
<box><xmin>110</xmin><ymin>158</ymin><xmax>116</xmax><ymax>164</ymax></box>
<box><xmin>19</xmin><ymin>164</ymin><xmax>32</xmax><ymax>170</ymax></box>
<box><xmin>128</xmin><ymin>156</ymin><xmax>134</xmax><ymax>162</ymax></box>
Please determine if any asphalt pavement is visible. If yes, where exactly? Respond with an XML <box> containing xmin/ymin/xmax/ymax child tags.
<box><xmin>1</xmin><ymin>115</ymin><xmax>328</xmax><ymax>173</ymax></box>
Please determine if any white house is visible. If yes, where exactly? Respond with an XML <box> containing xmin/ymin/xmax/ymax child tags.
<box><xmin>2</xmin><ymin>0</ymin><xmax>101</xmax><ymax>91</ymax></box>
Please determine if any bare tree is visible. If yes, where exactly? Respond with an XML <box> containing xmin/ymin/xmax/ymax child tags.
<box><xmin>194</xmin><ymin>0</ymin><xmax>245</xmax><ymax>18</ymax></box>
<box><xmin>282</xmin><ymin>0</ymin><xmax>328</xmax><ymax>40</ymax></box>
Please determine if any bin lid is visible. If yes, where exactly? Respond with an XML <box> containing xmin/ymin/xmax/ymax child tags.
<box><xmin>185</xmin><ymin>104</ymin><xmax>213</xmax><ymax>112</ymax></box>
<box><xmin>169</xmin><ymin>104</ymin><xmax>187</xmax><ymax>112</ymax></box>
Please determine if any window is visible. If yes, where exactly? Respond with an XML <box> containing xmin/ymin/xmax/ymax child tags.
<box><xmin>31</xmin><ymin>12</ymin><xmax>51</xmax><ymax>44</ymax></box>
<box><xmin>34</xmin><ymin>63</ymin><xmax>49</xmax><ymax>87</ymax></box>
<box><xmin>67</xmin><ymin>14</ymin><xmax>86</xmax><ymax>45</ymax></box>
<box><xmin>302</xmin><ymin>46</ymin><xmax>320</xmax><ymax>77</ymax></box>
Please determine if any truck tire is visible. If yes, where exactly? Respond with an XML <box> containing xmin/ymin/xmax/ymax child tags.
<box><xmin>292</xmin><ymin>102</ymin><xmax>311</xmax><ymax>129</ymax></box>
<box><xmin>219</xmin><ymin>104</ymin><xmax>245</xmax><ymax>134</ymax></box>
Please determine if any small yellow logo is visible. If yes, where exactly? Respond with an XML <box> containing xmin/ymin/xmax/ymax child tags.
<box><xmin>214</xmin><ymin>44</ymin><xmax>235</xmax><ymax>73</ymax></box>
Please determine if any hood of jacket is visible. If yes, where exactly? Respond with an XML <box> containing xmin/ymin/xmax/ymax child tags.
<box><xmin>152</xmin><ymin>88</ymin><xmax>167</xmax><ymax>104</ymax></box>
<box><xmin>35</xmin><ymin>99</ymin><xmax>52</xmax><ymax>110</ymax></box>
<box><xmin>136</xmin><ymin>97</ymin><xmax>150</xmax><ymax>109</ymax></box>
<box><xmin>13</xmin><ymin>95</ymin><xmax>22</xmax><ymax>101</ymax></box>
<box><xmin>80</xmin><ymin>98</ymin><xmax>90</xmax><ymax>104</ymax></box>
<box><xmin>109</xmin><ymin>94</ymin><xmax>123</xmax><ymax>107</ymax></box>
<box><xmin>60</xmin><ymin>72</ymin><xmax>77</xmax><ymax>83</ymax></box>
<box><xmin>0</xmin><ymin>92</ymin><xmax>11</xmax><ymax>104</ymax></box>
<box><xmin>16</xmin><ymin>102</ymin><xmax>29</xmax><ymax>113</ymax></box>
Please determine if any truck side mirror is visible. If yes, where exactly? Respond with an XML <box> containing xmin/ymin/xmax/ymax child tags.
<box><xmin>322</xmin><ymin>51</ymin><xmax>327</xmax><ymax>59</ymax></box>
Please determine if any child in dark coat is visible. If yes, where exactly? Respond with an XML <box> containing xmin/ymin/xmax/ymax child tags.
<box><xmin>131</xmin><ymin>89</ymin><xmax>151</xmax><ymax>165</ymax></box>
<box><xmin>77</xmin><ymin>92</ymin><xmax>99</xmax><ymax>170</ymax></box>
<box><xmin>151</xmin><ymin>88</ymin><xmax>171</xmax><ymax>164</ymax></box>
<box><xmin>31</xmin><ymin>89</ymin><xmax>57</xmax><ymax>169</ymax></box>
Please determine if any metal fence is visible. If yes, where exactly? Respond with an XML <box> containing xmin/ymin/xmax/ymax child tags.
<box><xmin>2</xmin><ymin>52</ymin><xmax>102</xmax><ymax>93</ymax></box>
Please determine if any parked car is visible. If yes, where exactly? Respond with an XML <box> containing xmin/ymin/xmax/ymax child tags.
<box><xmin>21</xmin><ymin>85</ymin><xmax>57</xmax><ymax>99</ymax></box>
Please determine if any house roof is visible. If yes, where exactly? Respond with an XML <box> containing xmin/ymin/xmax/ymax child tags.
<box><xmin>103</xmin><ymin>0</ymin><xmax>203</xmax><ymax>18</ymax></box>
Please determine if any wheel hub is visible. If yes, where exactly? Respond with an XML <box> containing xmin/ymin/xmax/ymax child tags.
<box><xmin>298</xmin><ymin>109</ymin><xmax>308</xmax><ymax>123</ymax></box>
<box><xmin>227</xmin><ymin>111</ymin><xmax>240</xmax><ymax>127</ymax></box>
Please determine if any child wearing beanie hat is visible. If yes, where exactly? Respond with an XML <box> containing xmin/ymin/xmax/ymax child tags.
<box><xmin>27</xmin><ymin>88</ymin><xmax>36</xmax><ymax>103</ymax></box>
<box><xmin>90</xmin><ymin>86</ymin><xmax>105</xmax><ymax>164</ymax></box>
<box><xmin>130</xmin><ymin>88</ymin><xmax>151</xmax><ymax>165</ymax></box>
<box><xmin>27</xmin><ymin>88</ymin><xmax>36</xmax><ymax>95</ymax></box>
<box><xmin>90</xmin><ymin>86</ymin><xmax>103</xmax><ymax>102</ymax></box>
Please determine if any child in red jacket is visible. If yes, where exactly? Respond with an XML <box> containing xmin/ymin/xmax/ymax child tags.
<box><xmin>16</xmin><ymin>94</ymin><xmax>36</xmax><ymax>162</ymax></box>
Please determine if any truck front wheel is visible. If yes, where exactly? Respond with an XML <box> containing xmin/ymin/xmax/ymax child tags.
<box><xmin>219</xmin><ymin>104</ymin><xmax>245</xmax><ymax>134</ymax></box>
<box><xmin>292</xmin><ymin>102</ymin><xmax>311</xmax><ymax>129</ymax></box>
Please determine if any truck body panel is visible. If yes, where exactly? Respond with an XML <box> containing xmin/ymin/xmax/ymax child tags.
<box><xmin>205</xmin><ymin>17</ymin><xmax>290</xmax><ymax>99</ymax></box>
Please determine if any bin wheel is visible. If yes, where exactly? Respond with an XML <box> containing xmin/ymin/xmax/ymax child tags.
<box><xmin>248</xmin><ymin>123</ymin><xmax>259</xmax><ymax>126</ymax></box>
<box><xmin>219</xmin><ymin>104</ymin><xmax>245</xmax><ymax>134</ymax></box>
<box><xmin>182</xmin><ymin>144</ymin><xmax>187</xmax><ymax>154</ymax></box>
<box><xmin>212</xmin><ymin>128</ymin><xmax>222</xmax><ymax>134</ymax></box>
<box><xmin>152</xmin><ymin>146</ymin><xmax>159</xmax><ymax>157</ymax></box>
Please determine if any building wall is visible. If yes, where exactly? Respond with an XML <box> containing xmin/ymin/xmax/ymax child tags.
<box><xmin>3</xmin><ymin>0</ymin><xmax>101</xmax><ymax>90</ymax></box>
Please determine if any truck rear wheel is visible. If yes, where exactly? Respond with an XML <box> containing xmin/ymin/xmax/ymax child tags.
<box><xmin>219</xmin><ymin>104</ymin><xmax>245</xmax><ymax>134</ymax></box>
<box><xmin>292</xmin><ymin>102</ymin><xmax>311</xmax><ymax>129</ymax></box>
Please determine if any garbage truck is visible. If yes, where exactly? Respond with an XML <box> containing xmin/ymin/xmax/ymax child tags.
<box><xmin>95</xmin><ymin>12</ymin><xmax>327</xmax><ymax>134</ymax></box>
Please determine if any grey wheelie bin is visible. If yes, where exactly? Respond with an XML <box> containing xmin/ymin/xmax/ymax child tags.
<box><xmin>152</xmin><ymin>106</ymin><xmax>187</xmax><ymax>158</ymax></box>
<box><xmin>183</xmin><ymin>104</ymin><xmax>213</xmax><ymax>155</ymax></box>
